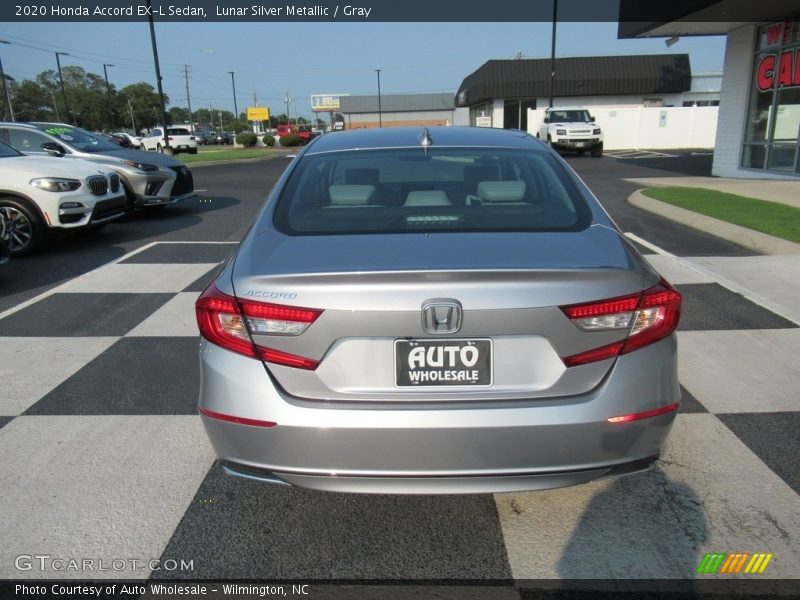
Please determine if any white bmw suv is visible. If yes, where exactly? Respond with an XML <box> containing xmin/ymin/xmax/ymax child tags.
<box><xmin>0</xmin><ymin>141</ymin><xmax>125</xmax><ymax>255</ymax></box>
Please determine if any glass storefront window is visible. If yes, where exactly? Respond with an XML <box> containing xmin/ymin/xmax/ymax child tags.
<box><xmin>743</xmin><ymin>20</ymin><xmax>800</xmax><ymax>174</ymax></box>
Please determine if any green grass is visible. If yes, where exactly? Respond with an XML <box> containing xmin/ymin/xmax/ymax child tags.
<box><xmin>176</xmin><ymin>148</ymin><xmax>284</xmax><ymax>164</ymax></box>
<box><xmin>641</xmin><ymin>186</ymin><xmax>800</xmax><ymax>243</ymax></box>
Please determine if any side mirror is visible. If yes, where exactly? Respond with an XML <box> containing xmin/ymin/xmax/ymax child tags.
<box><xmin>589</xmin><ymin>115</ymin><xmax>595</xmax><ymax>122</ymax></box>
<box><xmin>41</xmin><ymin>142</ymin><xmax>65</xmax><ymax>156</ymax></box>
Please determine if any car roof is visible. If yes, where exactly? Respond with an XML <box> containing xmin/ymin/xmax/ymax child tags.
<box><xmin>306</xmin><ymin>126</ymin><xmax>542</xmax><ymax>154</ymax></box>
<box><xmin>545</xmin><ymin>106</ymin><xmax>589</xmax><ymax>111</ymax></box>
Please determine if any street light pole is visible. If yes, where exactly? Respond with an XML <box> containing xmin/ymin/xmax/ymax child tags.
<box><xmin>548</xmin><ymin>0</ymin><xmax>558</xmax><ymax>109</ymax></box>
<box><xmin>146</xmin><ymin>0</ymin><xmax>170</xmax><ymax>152</ymax></box>
<box><xmin>375</xmin><ymin>69</ymin><xmax>382</xmax><ymax>128</ymax></box>
<box><xmin>102</xmin><ymin>63</ymin><xmax>115</xmax><ymax>130</ymax></box>
<box><xmin>55</xmin><ymin>51</ymin><xmax>73</xmax><ymax>125</ymax></box>
<box><xmin>0</xmin><ymin>40</ymin><xmax>14</xmax><ymax>122</ymax></box>
<box><xmin>184</xmin><ymin>65</ymin><xmax>193</xmax><ymax>132</ymax></box>
<box><xmin>228</xmin><ymin>71</ymin><xmax>238</xmax><ymax>130</ymax></box>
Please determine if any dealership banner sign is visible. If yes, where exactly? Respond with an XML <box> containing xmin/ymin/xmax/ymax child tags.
<box><xmin>756</xmin><ymin>21</ymin><xmax>800</xmax><ymax>91</ymax></box>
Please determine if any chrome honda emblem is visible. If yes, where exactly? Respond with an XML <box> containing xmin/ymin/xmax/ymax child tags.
<box><xmin>421</xmin><ymin>299</ymin><xmax>462</xmax><ymax>334</ymax></box>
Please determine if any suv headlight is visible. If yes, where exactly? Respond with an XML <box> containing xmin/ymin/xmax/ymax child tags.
<box><xmin>121</xmin><ymin>160</ymin><xmax>159</xmax><ymax>172</ymax></box>
<box><xmin>593</xmin><ymin>128</ymin><xmax>601</xmax><ymax>135</ymax></box>
<box><xmin>30</xmin><ymin>178</ymin><xmax>81</xmax><ymax>192</ymax></box>
<box><xmin>556</xmin><ymin>129</ymin><xmax>566</xmax><ymax>136</ymax></box>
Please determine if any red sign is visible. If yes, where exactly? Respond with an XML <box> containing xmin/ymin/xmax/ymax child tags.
<box><xmin>756</xmin><ymin>48</ymin><xmax>800</xmax><ymax>91</ymax></box>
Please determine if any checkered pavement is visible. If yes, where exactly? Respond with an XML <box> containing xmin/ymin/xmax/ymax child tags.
<box><xmin>0</xmin><ymin>241</ymin><xmax>798</xmax><ymax>583</ymax></box>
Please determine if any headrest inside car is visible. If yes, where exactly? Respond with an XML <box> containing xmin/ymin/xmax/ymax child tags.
<box><xmin>328</xmin><ymin>185</ymin><xmax>376</xmax><ymax>206</ymax></box>
<box><xmin>477</xmin><ymin>181</ymin><xmax>527</xmax><ymax>203</ymax></box>
<box><xmin>404</xmin><ymin>190</ymin><xmax>452</xmax><ymax>206</ymax></box>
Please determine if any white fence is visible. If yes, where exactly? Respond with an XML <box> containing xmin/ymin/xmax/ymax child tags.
<box><xmin>527</xmin><ymin>106</ymin><xmax>719</xmax><ymax>150</ymax></box>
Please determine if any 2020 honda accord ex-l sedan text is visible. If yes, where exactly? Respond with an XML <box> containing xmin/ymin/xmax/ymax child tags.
<box><xmin>196</xmin><ymin>126</ymin><xmax>681</xmax><ymax>494</ymax></box>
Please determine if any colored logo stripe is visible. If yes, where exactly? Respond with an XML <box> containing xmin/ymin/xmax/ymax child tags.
<box><xmin>745</xmin><ymin>553</ymin><xmax>773</xmax><ymax>574</ymax></box>
<box><xmin>697</xmin><ymin>553</ymin><xmax>773</xmax><ymax>574</ymax></box>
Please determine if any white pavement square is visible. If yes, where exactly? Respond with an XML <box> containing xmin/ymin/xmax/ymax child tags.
<box><xmin>642</xmin><ymin>254</ymin><xmax>714</xmax><ymax>285</ymax></box>
<box><xmin>57</xmin><ymin>263</ymin><xmax>219</xmax><ymax>294</ymax></box>
<box><xmin>495</xmin><ymin>414</ymin><xmax>800</xmax><ymax>579</ymax></box>
<box><xmin>0</xmin><ymin>415</ymin><xmax>216</xmax><ymax>579</ymax></box>
<box><xmin>127</xmin><ymin>293</ymin><xmax>202</xmax><ymax>338</ymax></box>
<box><xmin>0</xmin><ymin>337</ymin><xmax>119</xmax><ymax>415</ymax></box>
<box><xmin>686</xmin><ymin>256</ymin><xmax>800</xmax><ymax>325</ymax></box>
<box><xmin>678</xmin><ymin>330</ymin><xmax>800</xmax><ymax>413</ymax></box>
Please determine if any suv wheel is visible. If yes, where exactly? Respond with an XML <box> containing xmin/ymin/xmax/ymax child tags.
<box><xmin>591</xmin><ymin>143</ymin><xmax>603</xmax><ymax>158</ymax></box>
<box><xmin>0</xmin><ymin>198</ymin><xmax>44</xmax><ymax>256</ymax></box>
<box><xmin>157</xmin><ymin>143</ymin><xmax>162</xmax><ymax>153</ymax></box>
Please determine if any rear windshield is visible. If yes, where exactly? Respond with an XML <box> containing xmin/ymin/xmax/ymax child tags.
<box><xmin>167</xmin><ymin>128</ymin><xmax>191</xmax><ymax>135</ymax></box>
<box><xmin>273</xmin><ymin>148</ymin><xmax>590</xmax><ymax>235</ymax></box>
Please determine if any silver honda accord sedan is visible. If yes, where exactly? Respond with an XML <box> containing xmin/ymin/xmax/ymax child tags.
<box><xmin>196</xmin><ymin>126</ymin><xmax>681</xmax><ymax>494</ymax></box>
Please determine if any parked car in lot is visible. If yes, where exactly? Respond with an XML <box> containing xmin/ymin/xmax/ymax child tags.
<box><xmin>275</xmin><ymin>124</ymin><xmax>295</xmax><ymax>139</ymax></box>
<box><xmin>537</xmin><ymin>106</ymin><xmax>604</xmax><ymax>157</ymax></box>
<box><xmin>209</xmin><ymin>131</ymin><xmax>233</xmax><ymax>145</ymax></box>
<box><xmin>193</xmin><ymin>131</ymin><xmax>210</xmax><ymax>146</ymax></box>
<box><xmin>141</xmin><ymin>127</ymin><xmax>198</xmax><ymax>154</ymax></box>
<box><xmin>0</xmin><ymin>209</ymin><xmax>10</xmax><ymax>264</ymax></box>
<box><xmin>0</xmin><ymin>122</ymin><xmax>196</xmax><ymax>214</ymax></box>
<box><xmin>111</xmin><ymin>132</ymin><xmax>142</xmax><ymax>149</ymax></box>
<box><xmin>0</xmin><ymin>141</ymin><xmax>125</xmax><ymax>255</ymax></box>
<box><xmin>296</xmin><ymin>126</ymin><xmax>314</xmax><ymax>145</ymax></box>
<box><xmin>195</xmin><ymin>126</ymin><xmax>681</xmax><ymax>495</ymax></box>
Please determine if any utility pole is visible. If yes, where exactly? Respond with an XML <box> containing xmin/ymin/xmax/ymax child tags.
<box><xmin>146</xmin><ymin>0</ymin><xmax>170</xmax><ymax>151</ymax></box>
<box><xmin>284</xmin><ymin>92</ymin><xmax>290</xmax><ymax>125</ymax></box>
<box><xmin>375</xmin><ymin>69</ymin><xmax>382</xmax><ymax>128</ymax></box>
<box><xmin>55</xmin><ymin>51</ymin><xmax>73</xmax><ymax>125</ymax></box>
<box><xmin>228</xmin><ymin>71</ymin><xmax>238</xmax><ymax>129</ymax></box>
<box><xmin>50</xmin><ymin>90</ymin><xmax>60</xmax><ymax>122</ymax></box>
<box><xmin>548</xmin><ymin>0</ymin><xmax>558</xmax><ymax>108</ymax></box>
<box><xmin>0</xmin><ymin>40</ymin><xmax>14</xmax><ymax>122</ymax></box>
<box><xmin>102</xmin><ymin>63</ymin><xmax>115</xmax><ymax>130</ymax></box>
<box><xmin>127</xmin><ymin>98</ymin><xmax>136</xmax><ymax>133</ymax></box>
<box><xmin>184</xmin><ymin>64</ymin><xmax>193</xmax><ymax>131</ymax></box>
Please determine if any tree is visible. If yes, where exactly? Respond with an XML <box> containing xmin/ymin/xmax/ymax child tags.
<box><xmin>35</xmin><ymin>66</ymin><xmax>114</xmax><ymax>130</ymax></box>
<box><xmin>7</xmin><ymin>79</ymin><xmax>51</xmax><ymax>121</ymax></box>
<box><xmin>119</xmin><ymin>82</ymin><xmax>168</xmax><ymax>133</ymax></box>
<box><xmin>168</xmin><ymin>106</ymin><xmax>191</xmax><ymax>126</ymax></box>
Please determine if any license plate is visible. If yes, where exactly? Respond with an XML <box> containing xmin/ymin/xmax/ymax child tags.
<box><xmin>575</xmin><ymin>142</ymin><xmax>585</xmax><ymax>148</ymax></box>
<box><xmin>395</xmin><ymin>339</ymin><xmax>492</xmax><ymax>387</ymax></box>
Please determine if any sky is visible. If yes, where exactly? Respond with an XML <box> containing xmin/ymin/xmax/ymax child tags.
<box><xmin>0</xmin><ymin>21</ymin><xmax>727</xmax><ymax>121</ymax></box>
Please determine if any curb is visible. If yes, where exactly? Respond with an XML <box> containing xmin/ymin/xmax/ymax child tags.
<box><xmin>182</xmin><ymin>153</ymin><xmax>290</xmax><ymax>168</ymax></box>
<box><xmin>628</xmin><ymin>190</ymin><xmax>800</xmax><ymax>256</ymax></box>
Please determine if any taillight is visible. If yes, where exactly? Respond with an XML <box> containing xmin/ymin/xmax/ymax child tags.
<box><xmin>195</xmin><ymin>283</ymin><xmax>322</xmax><ymax>370</ymax></box>
<box><xmin>561</xmin><ymin>279</ymin><xmax>681</xmax><ymax>367</ymax></box>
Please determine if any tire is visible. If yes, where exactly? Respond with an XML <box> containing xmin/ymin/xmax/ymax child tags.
<box><xmin>189</xmin><ymin>148</ymin><xmax>198</xmax><ymax>155</ymax></box>
<box><xmin>591</xmin><ymin>143</ymin><xmax>604</xmax><ymax>158</ymax></box>
<box><xmin>0</xmin><ymin>197</ymin><xmax>45</xmax><ymax>256</ymax></box>
<box><xmin>122</xmin><ymin>182</ymin><xmax>137</xmax><ymax>216</ymax></box>
<box><xmin>157</xmin><ymin>144</ymin><xmax>162</xmax><ymax>153</ymax></box>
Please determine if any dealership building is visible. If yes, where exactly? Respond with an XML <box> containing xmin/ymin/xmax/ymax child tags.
<box><xmin>455</xmin><ymin>54</ymin><xmax>704</xmax><ymax>131</ymax></box>
<box><xmin>620</xmin><ymin>4</ymin><xmax>800</xmax><ymax>178</ymax></box>
<box><xmin>338</xmin><ymin>93</ymin><xmax>460</xmax><ymax>129</ymax></box>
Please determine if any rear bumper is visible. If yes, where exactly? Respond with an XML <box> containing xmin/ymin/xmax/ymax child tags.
<box><xmin>198</xmin><ymin>336</ymin><xmax>679</xmax><ymax>494</ymax></box>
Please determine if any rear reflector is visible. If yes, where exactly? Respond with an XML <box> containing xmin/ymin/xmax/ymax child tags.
<box><xmin>561</xmin><ymin>279</ymin><xmax>681</xmax><ymax>367</ymax></box>
<box><xmin>195</xmin><ymin>283</ymin><xmax>322</xmax><ymax>369</ymax></box>
<box><xmin>607</xmin><ymin>402</ymin><xmax>679</xmax><ymax>423</ymax></box>
<box><xmin>200</xmin><ymin>407</ymin><xmax>277</xmax><ymax>428</ymax></box>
